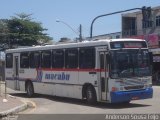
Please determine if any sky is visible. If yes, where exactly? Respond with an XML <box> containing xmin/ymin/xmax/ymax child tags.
<box><xmin>0</xmin><ymin>0</ymin><xmax>160</xmax><ymax>41</ymax></box>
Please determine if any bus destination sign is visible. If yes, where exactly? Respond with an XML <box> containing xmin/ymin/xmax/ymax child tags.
<box><xmin>110</xmin><ymin>41</ymin><xmax>147</xmax><ymax>49</ymax></box>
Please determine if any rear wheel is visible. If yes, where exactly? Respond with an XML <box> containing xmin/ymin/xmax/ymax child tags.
<box><xmin>26</xmin><ymin>82</ymin><xmax>34</xmax><ymax>97</ymax></box>
<box><xmin>86</xmin><ymin>86</ymin><xmax>97</xmax><ymax>104</ymax></box>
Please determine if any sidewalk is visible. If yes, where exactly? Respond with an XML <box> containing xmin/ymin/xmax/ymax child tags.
<box><xmin>0</xmin><ymin>82</ymin><xmax>28</xmax><ymax>117</ymax></box>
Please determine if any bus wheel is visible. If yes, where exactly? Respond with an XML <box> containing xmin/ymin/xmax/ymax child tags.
<box><xmin>86</xmin><ymin>86</ymin><xmax>97</xmax><ymax>104</ymax></box>
<box><xmin>26</xmin><ymin>82</ymin><xmax>34</xmax><ymax>97</ymax></box>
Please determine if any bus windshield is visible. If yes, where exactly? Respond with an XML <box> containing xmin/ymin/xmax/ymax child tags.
<box><xmin>110</xmin><ymin>49</ymin><xmax>151</xmax><ymax>78</ymax></box>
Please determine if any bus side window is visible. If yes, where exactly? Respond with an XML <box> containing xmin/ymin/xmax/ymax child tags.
<box><xmin>30</xmin><ymin>52</ymin><xmax>40</xmax><ymax>68</ymax></box>
<box><xmin>6</xmin><ymin>53</ymin><xmax>13</xmax><ymax>68</ymax></box>
<box><xmin>41</xmin><ymin>50</ymin><xmax>51</xmax><ymax>68</ymax></box>
<box><xmin>65</xmin><ymin>49</ymin><xmax>78</xmax><ymax>68</ymax></box>
<box><xmin>52</xmin><ymin>50</ymin><xmax>64</xmax><ymax>68</ymax></box>
<box><xmin>20</xmin><ymin>52</ymin><xmax>29</xmax><ymax>68</ymax></box>
<box><xmin>79</xmin><ymin>48</ymin><xmax>95</xmax><ymax>69</ymax></box>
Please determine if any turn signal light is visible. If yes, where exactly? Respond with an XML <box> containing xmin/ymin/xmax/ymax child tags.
<box><xmin>112</xmin><ymin>87</ymin><xmax>118</xmax><ymax>92</ymax></box>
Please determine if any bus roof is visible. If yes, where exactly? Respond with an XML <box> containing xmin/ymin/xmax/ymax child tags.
<box><xmin>5</xmin><ymin>38</ymin><xmax>146</xmax><ymax>53</ymax></box>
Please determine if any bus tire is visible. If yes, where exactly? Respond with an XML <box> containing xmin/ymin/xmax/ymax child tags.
<box><xmin>86</xmin><ymin>86</ymin><xmax>97</xmax><ymax>104</ymax></box>
<box><xmin>26</xmin><ymin>81</ymin><xmax>34</xmax><ymax>97</ymax></box>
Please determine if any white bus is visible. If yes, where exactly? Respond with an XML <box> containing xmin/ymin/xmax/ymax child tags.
<box><xmin>5</xmin><ymin>39</ymin><xmax>153</xmax><ymax>104</ymax></box>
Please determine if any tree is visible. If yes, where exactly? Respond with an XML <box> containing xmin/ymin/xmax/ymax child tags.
<box><xmin>0</xmin><ymin>13</ymin><xmax>53</xmax><ymax>49</ymax></box>
<box><xmin>0</xmin><ymin>19</ymin><xmax>9</xmax><ymax>50</ymax></box>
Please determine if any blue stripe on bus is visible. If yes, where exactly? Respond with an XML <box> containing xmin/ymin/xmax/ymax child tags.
<box><xmin>36</xmin><ymin>70</ymin><xmax>43</xmax><ymax>82</ymax></box>
<box><xmin>6</xmin><ymin>77</ymin><xmax>37</xmax><ymax>81</ymax></box>
<box><xmin>110</xmin><ymin>88</ymin><xmax>153</xmax><ymax>103</ymax></box>
<box><xmin>6</xmin><ymin>77</ymin><xmax>14</xmax><ymax>80</ymax></box>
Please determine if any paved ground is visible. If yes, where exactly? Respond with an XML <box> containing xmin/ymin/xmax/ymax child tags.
<box><xmin>4</xmin><ymin>86</ymin><xmax>160</xmax><ymax>120</ymax></box>
<box><xmin>6</xmin><ymin>86</ymin><xmax>160</xmax><ymax>114</ymax></box>
<box><xmin>22</xmin><ymin>86</ymin><xmax>160</xmax><ymax>114</ymax></box>
<box><xmin>1</xmin><ymin>83</ymin><xmax>160</xmax><ymax>120</ymax></box>
<box><xmin>0</xmin><ymin>82</ymin><xmax>28</xmax><ymax>117</ymax></box>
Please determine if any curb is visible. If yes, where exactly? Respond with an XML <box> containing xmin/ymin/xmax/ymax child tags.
<box><xmin>0</xmin><ymin>101</ymin><xmax>28</xmax><ymax>117</ymax></box>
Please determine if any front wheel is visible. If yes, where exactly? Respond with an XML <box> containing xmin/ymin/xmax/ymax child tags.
<box><xmin>26</xmin><ymin>82</ymin><xmax>34</xmax><ymax>97</ymax></box>
<box><xmin>86</xmin><ymin>86</ymin><xmax>97</xmax><ymax>104</ymax></box>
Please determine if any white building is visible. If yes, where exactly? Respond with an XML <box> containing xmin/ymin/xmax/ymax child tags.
<box><xmin>122</xmin><ymin>6</ymin><xmax>160</xmax><ymax>48</ymax></box>
<box><xmin>86</xmin><ymin>32</ymin><xmax>121</xmax><ymax>41</ymax></box>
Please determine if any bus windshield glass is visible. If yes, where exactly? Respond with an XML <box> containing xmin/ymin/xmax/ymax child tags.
<box><xmin>110</xmin><ymin>49</ymin><xmax>151</xmax><ymax>78</ymax></box>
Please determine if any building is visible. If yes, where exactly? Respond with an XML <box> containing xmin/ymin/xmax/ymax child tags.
<box><xmin>86</xmin><ymin>32</ymin><xmax>121</xmax><ymax>41</ymax></box>
<box><xmin>122</xmin><ymin>6</ymin><xmax>160</xmax><ymax>84</ymax></box>
<box><xmin>122</xmin><ymin>6</ymin><xmax>160</xmax><ymax>48</ymax></box>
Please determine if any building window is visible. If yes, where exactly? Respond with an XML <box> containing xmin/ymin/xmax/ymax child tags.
<box><xmin>20</xmin><ymin>52</ymin><xmax>29</xmax><ymax>68</ymax></box>
<box><xmin>30</xmin><ymin>52</ymin><xmax>40</xmax><ymax>68</ymax></box>
<box><xmin>41</xmin><ymin>50</ymin><xmax>51</xmax><ymax>68</ymax></box>
<box><xmin>65</xmin><ymin>49</ymin><xmax>78</xmax><ymax>68</ymax></box>
<box><xmin>156</xmin><ymin>16</ymin><xmax>160</xmax><ymax>27</ymax></box>
<box><xmin>142</xmin><ymin>20</ymin><xmax>153</xmax><ymax>28</ymax></box>
<box><xmin>6</xmin><ymin>53</ymin><xmax>13</xmax><ymax>68</ymax></box>
<box><xmin>116</xmin><ymin>35</ymin><xmax>120</xmax><ymax>38</ymax></box>
<box><xmin>52</xmin><ymin>50</ymin><xmax>64</xmax><ymax>68</ymax></box>
<box><xmin>79</xmin><ymin>47</ymin><xmax>95</xmax><ymax>69</ymax></box>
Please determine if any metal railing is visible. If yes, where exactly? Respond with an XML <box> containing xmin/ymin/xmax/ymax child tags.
<box><xmin>122</xmin><ymin>27</ymin><xmax>160</xmax><ymax>37</ymax></box>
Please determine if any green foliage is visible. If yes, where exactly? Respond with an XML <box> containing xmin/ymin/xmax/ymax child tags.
<box><xmin>0</xmin><ymin>19</ymin><xmax>9</xmax><ymax>50</ymax></box>
<box><xmin>0</xmin><ymin>13</ymin><xmax>53</xmax><ymax>49</ymax></box>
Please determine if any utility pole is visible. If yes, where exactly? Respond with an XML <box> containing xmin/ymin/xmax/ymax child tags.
<box><xmin>56</xmin><ymin>20</ymin><xmax>83</xmax><ymax>42</ymax></box>
<box><xmin>79</xmin><ymin>24</ymin><xmax>82</xmax><ymax>42</ymax></box>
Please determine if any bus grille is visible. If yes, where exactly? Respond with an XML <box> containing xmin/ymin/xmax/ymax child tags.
<box><xmin>124</xmin><ymin>85</ymin><xmax>144</xmax><ymax>90</ymax></box>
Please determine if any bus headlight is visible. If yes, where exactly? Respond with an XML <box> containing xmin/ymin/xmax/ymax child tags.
<box><xmin>120</xmin><ymin>87</ymin><xmax>123</xmax><ymax>91</ymax></box>
<box><xmin>144</xmin><ymin>84</ymin><xmax>152</xmax><ymax>88</ymax></box>
<box><xmin>148</xmin><ymin>84</ymin><xmax>152</xmax><ymax>87</ymax></box>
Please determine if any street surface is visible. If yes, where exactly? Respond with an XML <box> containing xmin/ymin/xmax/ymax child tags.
<box><xmin>7</xmin><ymin>86</ymin><xmax>160</xmax><ymax>114</ymax></box>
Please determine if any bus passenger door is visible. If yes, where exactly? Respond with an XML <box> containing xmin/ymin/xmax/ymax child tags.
<box><xmin>99</xmin><ymin>52</ymin><xmax>109</xmax><ymax>101</ymax></box>
<box><xmin>13</xmin><ymin>55</ymin><xmax>20</xmax><ymax>90</ymax></box>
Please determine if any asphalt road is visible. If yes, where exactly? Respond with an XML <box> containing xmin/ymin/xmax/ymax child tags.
<box><xmin>6</xmin><ymin>86</ymin><xmax>160</xmax><ymax>115</ymax></box>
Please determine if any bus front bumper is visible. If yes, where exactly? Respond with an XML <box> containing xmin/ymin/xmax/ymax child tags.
<box><xmin>110</xmin><ymin>87</ymin><xmax>153</xmax><ymax>103</ymax></box>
